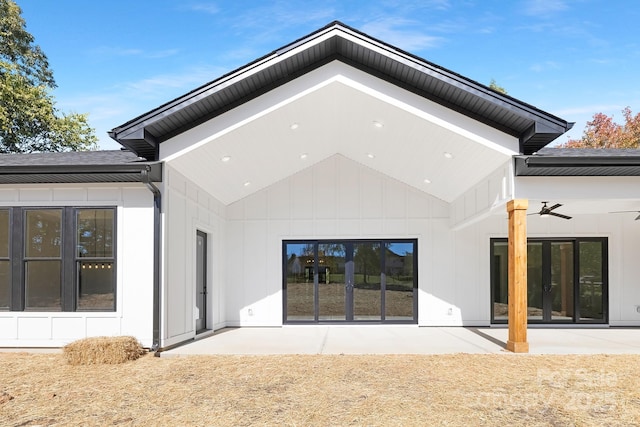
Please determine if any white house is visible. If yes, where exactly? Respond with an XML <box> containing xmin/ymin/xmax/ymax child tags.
<box><xmin>1</xmin><ymin>22</ymin><xmax>639</xmax><ymax>352</ymax></box>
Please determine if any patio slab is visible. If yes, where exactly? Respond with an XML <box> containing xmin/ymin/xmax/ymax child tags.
<box><xmin>159</xmin><ymin>326</ymin><xmax>640</xmax><ymax>357</ymax></box>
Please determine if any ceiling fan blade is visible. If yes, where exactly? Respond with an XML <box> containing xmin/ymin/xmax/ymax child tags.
<box><xmin>609</xmin><ymin>210</ymin><xmax>640</xmax><ymax>214</ymax></box>
<box><xmin>636</xmin><ymin>213</ymin><xmax>640</xmax><ymax>221</ymax></box>
<box><xmin>549</xmin><ymin>212</ymin><xmax>572</xmax><ymax>220</ymax></box>
<box><xmin>547</xmin><ymin>203</ymin><xmax>562</xmax><ymax>212</ymax></box>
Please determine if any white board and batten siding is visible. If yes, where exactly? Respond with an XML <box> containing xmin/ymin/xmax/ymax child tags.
<box><xmin>0</xmin><ymin>184</ymin><xmax>155</xmax><ymax>348</ymax></box>
<box><xmin>162</xmin><ymin>165</ymin><xmax>227</xmax><ymax>348</ymax></box>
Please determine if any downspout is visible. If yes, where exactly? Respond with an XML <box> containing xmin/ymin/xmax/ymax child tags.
<box><xmin>141</xmin><ymin>166</ymin><xmax>162</xmax><ymax>353</ymax></box>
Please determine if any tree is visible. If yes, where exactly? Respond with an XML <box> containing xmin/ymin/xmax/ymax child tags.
<box><xmin>489</xmin><ymin>79</ymin><xmax>507</xmax><ymax>95</ymax></box>
<box><xmin>560</xmin><ymin>107</ymin><xmax>640</xmax><ymax>149</ymax></box>
<box><xmin>0</xmin><ymin>0</ymin><xmax>96</xmax><ymax>153</ymax></box>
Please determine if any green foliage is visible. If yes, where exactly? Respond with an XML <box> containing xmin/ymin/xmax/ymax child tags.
<box><xmin>0</xmin><ymin>0</ymin><xmax>97</xmax><ymax>153</ymax></box>
<box><xmin>489</xmin><ymin>79</ymin><xmax>507</xmax><ymax>94</ymax></box>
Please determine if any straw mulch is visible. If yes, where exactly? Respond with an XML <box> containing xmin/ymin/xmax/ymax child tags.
<box><xmin>63</xmin><ymin>336</ymin><xmax>146</xmax><ymax>365</ymax></box>
<box><xmin>1</xmin><ymin>353</ymin><xmax>639</xmax><ymax>426</ymax></box>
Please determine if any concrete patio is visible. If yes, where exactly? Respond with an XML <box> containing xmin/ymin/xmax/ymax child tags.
<box><xmin>159</xmin><ymin>326</ymin><xmax>640</xmax><ymax>357</ymax></box>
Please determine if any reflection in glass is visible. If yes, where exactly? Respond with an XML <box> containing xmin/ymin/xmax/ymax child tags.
<box><xmin>0</xmin><ymin>210</ymin><xmax>8</xmax><ymax>309</ymax></box>
<box><xmin>385</xmin><ymin>242</ymin><xmax>414</xmax><ymax>320</ymax></box>
<box><xmin>25</xmin><ymin>260</ymin><xmax>61</xmax><ymax>310</ymax></box>
<box><xmin>318</xmin><ymin>243</ymin><xmax>346</xmax><ymax>321</ymax></box>
<box><xmin>0</xmin><ymin>209</ymin><xmax>8</xmax><ymax>258</ymax></box>
<box><xmin>579</xmin><ymin>241</ymin><xmax>604</xmax><ymax>321</ymax></box>
<box><xmin>551</xmin><ymin>242</ymin><xmax>574</xmax><ymax>320</ymax></box>
<box><xmin>353</xmin><ymin>242</ymin><xmax>381</xmax><ymax>320</ymax></box>
<box><xmin>492</xmin><ymin>242</ymin><xmax>509</xmax><ymax>320</ymax></box>
<box><xmin>77</xmin><ymin>261</ymin><xmax>114</xmax><ymax>310</ymax></box>
<box><xmin>26</xmin><ymin>210</ymin><xmax>61</xmax><ymax>257</ymax></box>
<box><xmin>527</xmin><ymin>242</ymin><xmax>543</xmax><ymax>321</ymax></box>
<box><xmin>285</xmin><ymin>243</ymin><xmax>314</xmax><ymax>320</ymax></box>
<box><xmin>0</xmin><ymin>261</ymin><xmax>9</xmax><ymax>309</ymax></box>
<box><xmin>77</xmin><ymin>209</ymin><xmax>114</xmax><ymax>257</ymax></box>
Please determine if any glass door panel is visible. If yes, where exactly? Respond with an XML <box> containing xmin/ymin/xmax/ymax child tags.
<box><xmin>285</xmin><ymin>243</ymin><xmax>315</xmax><ymax>321</ymax></box>
<box><xmin>579</xmin><ymin>241</ymin><xmax>605</xmax><ymax>321</ymax></box>
<box><xmin>318</xmin><ymin>243</ymin><xmax>346</xmax><ymax>321</ymax></box>
<box><xmin>527</xmin><ymin>242</ymin><xmax>544</xmax><ymax>321</ymax></box>
<box><xmin>492</xmin><ymin>242</ymin><xmax>509</xmax><ymax>320</ymax></box>
<box><xmin>353</xmin><ymin>242</ymin><xmax>381</xmax><ymax>321</ymax></box>
<box><xmin>385</xmin><ymin>242</ymin><xmax>415</xmax><ymax>320</ymax></box>
<box><xmin>551</xmin><ymin>242</ymin><xmax>574</xmax><ymax>321</ymax></box>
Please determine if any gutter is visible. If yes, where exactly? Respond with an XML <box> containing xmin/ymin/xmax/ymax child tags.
<box><xmin>141</xmin><ymin>167</ymin><xmax>162</xmax><ymax>353</ymax></box>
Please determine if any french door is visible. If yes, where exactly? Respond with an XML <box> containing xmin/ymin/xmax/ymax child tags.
<box><xmin>283</xmin><ymin>239</ymin><xmax>417</xmax><ymax>323</ymax></box>
<box><xmin>491</xmin><ymin>238</ymin><xmax>607</xmax><ymax>324</ymax></box>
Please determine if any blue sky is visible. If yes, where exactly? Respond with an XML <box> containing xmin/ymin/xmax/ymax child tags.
<box><xmin>16</xmin><ymin>0</ymin><xmax>640</xmax><ymax>150</ymax></box>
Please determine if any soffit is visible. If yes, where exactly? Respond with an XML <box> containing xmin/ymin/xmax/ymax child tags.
<box><xmin>110</xmin><ymin>22</ymin><xmax>571</xmax><ymax>159</ymax></box>
<box><xmin>165</xmin><ymin>68</ymin><xmax>517</xmax><ymax>205</ymax></box>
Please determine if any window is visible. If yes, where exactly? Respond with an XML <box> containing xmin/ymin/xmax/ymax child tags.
<box><xmin>0</xmin><ymin>207</ymin><xmax>116</xmax><ymax>312</ymax></box>
<box><xmin>491</xmin><ymin>238</ymin><xmax>607</xmax><ymax>324</ymax></box>
<box><xmin>283</xmin><ymin>239</ymin><xmax>417</xmax><ymax>323</ymax></box>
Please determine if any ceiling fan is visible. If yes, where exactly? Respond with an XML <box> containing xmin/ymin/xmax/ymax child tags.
<box><xmin>609</xmin><ymin>210</ymin><xmax>640</xmax><ymax>221</ymax></box>
<box><xmin>529</xmin><ymin>202</ymin><xmax>572</xmax><ymax>220</ymax></box>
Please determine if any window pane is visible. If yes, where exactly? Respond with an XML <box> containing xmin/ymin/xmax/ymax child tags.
<box><xmin>0</xmin><ymin>261</ymin><xmax>9</xmax><ymax>309</ymax></box>
<box><xmin>579</xmin><ymin>241</ymin><xmax>605</xmax><ymax>321</ymax></box>
<box><xmin>385</xmin><ymin>242</ymin><xmax>414</xmax><ymax>320</ymax></box>
<box><xmin>25</xmin><ymin>260</ymin><xmax>61</xmax><ymax>310</ymax></box>
<box><xmin>318</xmin><ymin>243</ymin><xmax>346</xmax><ymax>321</ymax></box>
<box><xmin>77</xmin><ymin>209</ymin><xmax>114</xmax><ymax>258</ymax></box>
<box><xmin>0</xmin><ymin>209</ymin><xmax>8</xmax><ymax>258</ymax></box>
<box><xmin>353</xmin><ymin>242</ymin><xmax>381</xmax><ymax>320</ymax></box>
<box><xmin>25</xmin><ymin>210</ymin><xmax>61</xmax><ymax>258</ymax></box>
<box><xmin>492</xmin><ymin>241</ymin><xmax>509</xmax><ymax>321</ymax></box>
<box><xmin>527</xmin><ymin>242</ymin><xmax>543</xmax><ymax>321</ymax></box>
<box><xmin>78</xmin><ymin>261</ymin><xmax>114</xmax><ymax>310</ymax></box>
<box><xmin>551</xmin><ymin>242</ymin><xmax>574</xmax><ymax>321</ymax></box>
<box><xmin>285</xmin><ymin>243</ymin><xmax>314</xmax><ymax>321</ymax></box>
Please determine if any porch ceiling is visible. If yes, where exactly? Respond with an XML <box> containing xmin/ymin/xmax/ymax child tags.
<box><xmin>165</xmin><ymin>70</ymin><xmax>518</xmax><ymax>205</ymax></box>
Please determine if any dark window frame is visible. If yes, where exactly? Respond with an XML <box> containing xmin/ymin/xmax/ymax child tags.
<box><xmin>282</xmin><ymin>238</ymin><xmax>418</xmax><ymax>324</ymax></box>
<box><xmin>0</xmin><ymin>206</ymin><xmax>117</xmax><ymax>312</ymax></box>
<box><xmin>490</xmin><ymin>237</ymin><xmax>608</xmax><ymax>324</ymax></box>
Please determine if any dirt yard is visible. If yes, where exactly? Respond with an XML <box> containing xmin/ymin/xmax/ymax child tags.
<box><xmin>1</xmin><ymin>352</ymin><xmax>639</xmax><ymax>426</ymax></box>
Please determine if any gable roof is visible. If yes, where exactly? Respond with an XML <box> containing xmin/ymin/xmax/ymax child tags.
<box><xmin>0</xmin><ymin>150</ymin><xmax>162</xmax><ymax>184</ymax></box>
<box><xmin>109</xmin><ymin>21</ymin><xmax>573</xmax><ymax>160</ymax></box>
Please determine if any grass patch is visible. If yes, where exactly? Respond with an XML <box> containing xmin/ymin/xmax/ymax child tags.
<box><xmin>1</xmin><ymin>353</ymin><xmax>639</xmax><ymax>425</ymax></box>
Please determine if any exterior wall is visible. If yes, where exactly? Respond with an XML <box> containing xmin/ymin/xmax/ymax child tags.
<box><xmin>162</xmin><ymin>165</ymin><xmax>226</xmax><ymax>348</ymax></box>
<box><xmin>459</xmin><ymin>210</ymin><xmax>640</xmax><ymax>326</ymax></box>
<box><xmin>224</xmin><ymin>154</ymin><xmax>465</xmax><ymax>326</ymax></box>
<box><xmin>0</xmin><ymin>184</ymin><xmax>155</xmax><ymax>347</ymax></box>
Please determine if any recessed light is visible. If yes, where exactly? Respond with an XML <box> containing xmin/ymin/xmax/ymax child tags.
<box><xmin>424</xmin><ymin>178</ymin><xmax>432</xmax><ymax>184</ymax></box>
<box><xmin>300</xmin><ymin>153</ymin><xmax>308</xmax><ymax>159</ymax></box>
<box><xmin>221</xmin><ymin>156</ymin><xmax>231</xmax><ymax>162</ymax></box>
<box><xmin>443</xmin><ymin>152</ymin><xmax>454</xmax><ymax>159</ymax></box>
<box><xmin>290</xmin><ymin>123</ymin><xmax>299</xmax><ymax>130</ymax></box>
<box><xmin>367</xmin><ymin>153</ymin><xmax>375</xmax><ymax>159</ymax></box>
<box><xmin>373</xmin><ymin>121</ymin><xmax>384</xmax><ymax>128</ymax></box>
<box><xmin>243</xmin><ymin>181</ymin><xmax>251</xmax><ymax>187</ymax></box>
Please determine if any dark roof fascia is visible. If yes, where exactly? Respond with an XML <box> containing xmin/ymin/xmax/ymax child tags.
<box><xmin>0</xmin><ymin>162</ymin><xmax>163</xmax><ymax>184</ymax></box>
<box><xmin>110</xmin><ymin>21</ymin><xmax>573</xmax><ymax>160</ymax></box>
<box><xmin>515</xmin><ymin>154</ymin><xmax>640</xmax><ymax>176</ymax></box>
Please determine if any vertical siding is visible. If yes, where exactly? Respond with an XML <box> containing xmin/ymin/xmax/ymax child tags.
<box><xmin>0</xmin><ymin>184</ymin><xmax>155</xmax><ymax>347</ymax></box>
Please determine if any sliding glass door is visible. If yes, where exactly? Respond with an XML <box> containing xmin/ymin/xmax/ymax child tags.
<box><xmin>491</xmin><ymin>238</ymin><xmax>607</xmax><ymax>324</ymax></box>
<box><xmin>284</xmin><ymin>239</ymin><xmax>417</xmax><ymax>324</ymax></box>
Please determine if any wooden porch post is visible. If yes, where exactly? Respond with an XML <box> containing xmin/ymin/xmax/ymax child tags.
<box><xmin>506</xmin><ymin>199</ymin><xmax>529</xmax><ymax>353</ymax></box>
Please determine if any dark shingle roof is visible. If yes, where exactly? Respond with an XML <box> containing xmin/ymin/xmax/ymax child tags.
<box><xmin>0</xmin><ymin>150</ymin><xmax>162</xmax><ymax>184</ymax></box>
<box><xmin>109</xmin><ymin>21</ymin><xmax>573</xmax><ymax>160</ymax></box>
<box><xmin>0</xmin><ymin>150</ymin><xmax>144</xmax><ymax>166</ymax></box>
<box><xmin>516</xmin><ymin>148</ymin><xmax>640</xmax><ymax>176</ymax></box>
